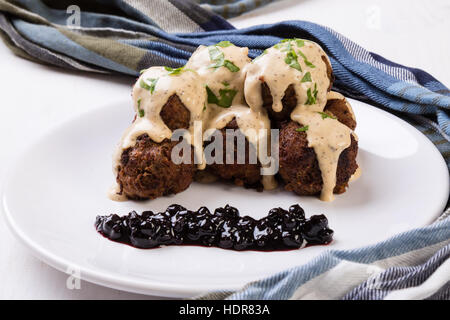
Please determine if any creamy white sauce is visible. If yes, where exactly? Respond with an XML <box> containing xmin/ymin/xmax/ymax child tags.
<box><xmin>291</xmin><ymin>111</ymin><xmax>351</xmax><ymax>201</ymax></box>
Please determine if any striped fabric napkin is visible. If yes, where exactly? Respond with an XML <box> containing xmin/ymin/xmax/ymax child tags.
<box><xmin>198</xmin><ymin>211</ymin><xmax>450</xmax><ymax>300</ymax></box>
<box><xmin>0</xmin><ymin>0</ymin><xmax>448</xmax><ymax>300</ymax></box>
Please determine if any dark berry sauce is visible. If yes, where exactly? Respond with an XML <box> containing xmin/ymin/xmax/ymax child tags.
<box><xmin>95</xmin><ymin>204</ymin><xmax>333</xmax><ymax>251</ymax></box>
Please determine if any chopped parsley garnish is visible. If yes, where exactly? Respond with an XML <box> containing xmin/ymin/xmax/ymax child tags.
<box><xmin>273</xmin><ymin>43</ymin><xmax>282</xmax><ymax>50</ymax></box>
<box><xmin>223</xmin><ymin>60</ymin><xmax>240</xmax><ymax>72</ymax></box>
<box><xmin>139</xmin><ymin>69</ymin><xmax>146</xmax><ymax>74</ymax></box>
<box><xmin>137</xmin><ymin>98</ymin><xmax>145</xmax><ymax>117</ymax></box>
<box><xmin>317</xmin><ymin>112</ymin><xmax>337</xmax><ymax>120</ymax></box>
<box><xmin>275</xmin><ymin>38</ymin><xmax>305</xmax><ymax>50</ymax></box>
<box><xmin>301</xmin><ymin>71</ymin><xmax>312</xmax><ymax>83</ymax></box>
<box><xmin>305</xmin><ymin>83</ymin><xmax>318</xmax><ymax>105</ymax></box>
<box><xmin>140</xmin><ymin>77</ymin><xmax>158</xmax><ymax>94</ymax></box>
<box><xmin>295</xmin><ymin>39</ymin><xmax>305</xmax><ymax>47</ymax></box>
<box><xmin>298</xmin><ymin>50</ymin><xmax>316</xmax><ymax>68</ymax></box>
<box><xmin>278</xmin><ymin>41</ymin><xmax>292</xmax><ymax>51</ymax></box>
<box><xmin>215</xmin><ymin>41</ymin><xmax>233</xmax><ymax>47</ymax></box>
<box><xmin>208</xmin><ymin>45</ymin><xmax>240</xmax><ymax>72</ymax></box>
<box><xmin>208</xmin><ymin>46</ymin><xmax>223</xmax><ymax>63</ymax></box>
<box><xmin>165</xmin><ymin>66</ymin><xmax>188</xmax><ymax>76</ymax></box>
<box><xmin>284</xmin><ymin>49</ymin><xmax>302</xmax><ymax>72</ymax></box>
<box><xmin>205</xmin><ymin>85</ymin><xmax>238</xmax><ymax>108</ymax></box>
<box><xmin>296</xmin><ymin>125</ymin><xmax>309</xmax><ymax>132</ymax></box>
<box><xmin>274</xmin><ymin>39</ymin><xmax>315</xmax><ymax>70</ymax></box>
<box><xmin>274</xmin><ymin>39</ymin><xmax>306</xmax><ymax>72</ymax></box>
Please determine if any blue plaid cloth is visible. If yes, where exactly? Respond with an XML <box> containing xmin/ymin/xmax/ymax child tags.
<box><xmin>0</xmin><ymin>0</ymin><xmax>448</xmax><ymax>300</ymax></box>
<box><xmin>198</xmin><ymin>212</ymin><xmax>450</xmax><ymax>299</ymax></box>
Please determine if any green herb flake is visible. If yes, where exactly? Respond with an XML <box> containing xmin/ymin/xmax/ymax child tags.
<box><xmin>223</xmin><ymin>60</ymin><xmax>240</xmax><ymax>72</ymax></box>
<box><xmin>165</xmin><ymin>66</ymin><xmax>186</xmax><ymax>76</ymax></box>
<box><xmin>296</xmin><ymin>125</ymin><xmax>309</xmax><ymax>132</ymax></box>
<box><xmin>208</xmin><ymin>46</ymin><xmax>224</xmax><ymax>64</ymax></box>
<box><xmin>137</xmin><ymin>98</ymin><xmax>145</xmax><ymax>117</ymax></box>
<box><xmin>207</xmin><ymin>45</ymin><xmax>239</xmax><ymax>72</ymax></box>
<box><xmin>139</xmin><ymin>69</ymin><xmax>146</xmax><ymax>74</ymax></box>
<box><xmin>139</xmin><ymin>78</ymin><xmax>150</xmax><ymax>90</ymax></box>
<box><xmin>285</xmin><ymin>49</ymin><xmax>302</xmax><ymax>72</ymax></box>
<box><xmin>218</xmin><ymin>88</ymin><xmax>238</xmax><ymax>107</ymax></box>
<box><xmin>295</xmin><ymin>39</ymin><xmax>305</xmax><ymax>47</ymax></box>
<box><xmin>273</xmin><ymin>43</ymin><xmax>283</xmax><ymax>50</ymax></box>
<box><xmin>305</xmin><ymin>83</ymin><xmax>318</xmax><ymax>105</ymax></box>
<box><xmin>298</xmin><ymin>50</ymin><xmax>316</xmax><ymax>68</ymax></box>
<box><xmin>215</xmin><ymin>41</ymin><xmax>233</xmax><ymax>47</ymax></box>
<box><xmin>275</xmin><ymin>38</ymin><xmax>304</xmax><ymax>51</ymax></box>
<box><xmin>140</xmin><ymin>77</ymin><xmax>159</xmax><ymax>94</ymax></box>
<box><xmin>282</xmin><ymin>42</ymin><xmax>292</xmax><ymax>52</ymax></box>
<box><xmin>301</xmin><ymin>72</ymin><xmax>312</xmax><ymax>83</ymax></box>
<box><xmin>206</xmin><ymin>85</ymin><xmax>219</xmax><ymax>105</ymax></box>
<box><xmin>317</xmin><ymin>112</ymin><xmax>337</xmax><ymax>120</ymax></box>
<box><xmin>205</xmin><ymin>85</ymin><xmax>238</xmax><ymax>108</ymax></box>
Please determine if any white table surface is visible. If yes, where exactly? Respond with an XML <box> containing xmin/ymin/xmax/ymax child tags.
<box><xmin>0</xmin><ymin>0</ymin><xmax>448</xmax><ymax>299</ymax></box>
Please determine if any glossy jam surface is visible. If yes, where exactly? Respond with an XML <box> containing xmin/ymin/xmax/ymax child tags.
<box><xmin>95</xmin><ymin>204</ymin><xmax>333</xmax><ymax>251</ymax></box>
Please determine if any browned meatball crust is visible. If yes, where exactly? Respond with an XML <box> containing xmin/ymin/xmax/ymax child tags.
<box><xmin>324</xmin><ymin>97</ymin><xmax>356</xmax><ymax>130</ymax></box>
<box><xmin>205</xmin><ymin>118</ymin><xmax>262</xmax><ymax>189</ymax></box>
<box><xmin>160</xmin><ymin>94</ymin><xmax>191</xmax><ymax>130</ymax></box>
<box><xmin>117</xmin><ymin>134</ymin><xmax>196</xmax><ymax>200</ymax></box>
<box><xmin>278</xmin><ymin>121</ymin><xmax>358</xmax><ymax>196</ymax></box>
<box><xmin>322</xmin><ymin>55</ymin><xmax>334</xmax><ymax>92</ymax></box>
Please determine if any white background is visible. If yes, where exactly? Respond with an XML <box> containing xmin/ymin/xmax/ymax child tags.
<box><xmin>0</xmin><ymin>0</ymin><xmax>449</xmax><ymax>299</ymax></box>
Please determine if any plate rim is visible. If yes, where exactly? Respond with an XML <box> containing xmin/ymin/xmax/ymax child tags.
<box><xmin>2</xmin><ymin>98</ymin><xmax>449</xmax><ymax>298</ymax></box>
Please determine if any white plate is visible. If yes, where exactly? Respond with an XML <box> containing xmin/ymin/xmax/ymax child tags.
<box><xmin>2</xmin><ymin>99</ymin><xmax>448</xmax><ymax>298</ymax></box>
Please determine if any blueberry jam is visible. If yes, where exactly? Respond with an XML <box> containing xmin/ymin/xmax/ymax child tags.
<box><xmin>95</xmin><ymin>204</ymin><xmax>333</xmax><ymax>251</ymax></box>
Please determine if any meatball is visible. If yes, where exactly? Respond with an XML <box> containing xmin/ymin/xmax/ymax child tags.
<box><xmin>204</xmin><ymin>118</ymin><xmax>262</xmax><ymax>189</ymax></box>
<box><xmin>261</xmin><ymin>56</ymin><xmax>334</xmax><ymax>125</ymax></box>
<box><xmin>278</xmin><ymin>121</ymin><xmax>358</xmax><ymax>196</ymax></box>
<box><xmin>117</xmin><ymin>135</ymin><xmax>196</xmax><ymax>200</ymax></box>
<box><xmin>117</xmin><ymin>94</ymin><xmax>195</xmax><ymax>200</ymax></box>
